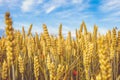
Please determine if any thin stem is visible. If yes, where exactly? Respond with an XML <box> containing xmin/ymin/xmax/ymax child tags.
<box><xmin>22</xmin><ymin>74</ymin><xmax>24</xmax><ymax>80</ymax></box>
<box><xmin>12</xmin><ymin>64</ymin><xmax>15</xmax><ymax>80</ymax></box>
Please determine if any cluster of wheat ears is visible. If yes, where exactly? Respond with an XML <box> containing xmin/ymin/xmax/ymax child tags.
<box><xmin>0</xmin><ymin>12</ymin><xmax>120</xmax><ymax>80</ymax></box>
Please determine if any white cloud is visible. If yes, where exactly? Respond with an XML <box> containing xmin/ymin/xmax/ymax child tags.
<box><xmin>72</xmin><ymin>0</ymin><xmax>83</xmax><ymax>4</ymax></box>
<box><xmin>38</xmin><ymin>0</ymin><xmax>43</xmax><ymax>4</ymax></box>
<box><xmin>21</xmin><ymin>0</ymin><xmax>34</xmax><ymax>12</ymax></box>
<box><xmin>21</xmin><ymin>0</ymin><xmax>43</xmax><ymax>12</ymax></box>
<box><xmin>0</xmin><ymin>0</ymin><xmax>2</xmax><ymax>3</ymax></box>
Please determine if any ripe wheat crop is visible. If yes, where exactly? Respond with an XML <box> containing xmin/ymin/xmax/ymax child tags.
<box><xmin>0</xmin><ymin>12</ymin><xmax>120</xmax><ymax>80</ymax></box>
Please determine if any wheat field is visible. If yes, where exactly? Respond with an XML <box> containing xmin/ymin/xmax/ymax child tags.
<box><xmin>0</xmin><ymin>12</ymin><xmax>120</xmax><ymax>80</ymax></box>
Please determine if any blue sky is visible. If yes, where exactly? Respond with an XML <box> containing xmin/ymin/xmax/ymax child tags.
<box><xmin>0</xmin><ymin>0</ymin><xmax>120</xmax><ymax>37</ymax></box>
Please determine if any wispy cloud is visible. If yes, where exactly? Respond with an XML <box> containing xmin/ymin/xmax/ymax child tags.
<box><xmin>100</xmin><ymin>17</ymin><xmax>120</xmax><ymax>22</ymax></box>
<box><xmin>54</xmin><ymin>9</ymin><xmax>92</xmax><ymax>21</ymax></box>
<box><xmin>43</xmin><ymin>0</ymin><xmax>66</xmax><ymax>14</ymax></box>
<box><xmin>109</xmin><ymin>11</ymin><xmax>120</xmax><ymax>17</ymax></box>
<box><xmin>43</xmin><ymin>0</ymin><xmax>89</xmax><ymax>14</ymax></box>
<box><xmin>99</xmin><ymin>0</ymin><xmax>120</xmax><ymax>24</ymax></box>
<box><xmin>45</xmin><ymin>6</ymin><xmax>56</xmax><ymax>14</ymax></box>
<box><xmin>50</xmin><ymin>0</ymin><xmax>90</xmax><ymax>19</ymax></box>
<box><xmin>100</xmin><ymin>0</ymin><xmax>120</xmax><ymax>12</ymax></box>
<box><xmin>0</xmin><ymin>0</ymin><xmax>19</xmax><ymax>8</ymax></box>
